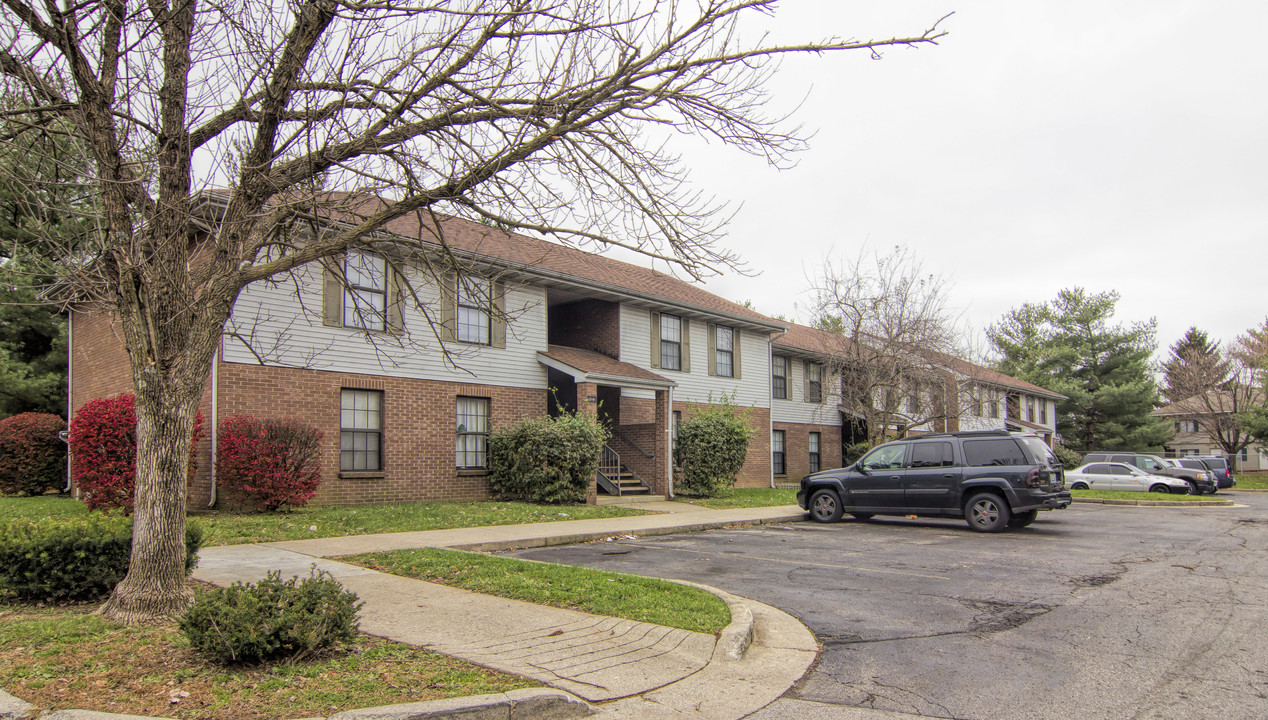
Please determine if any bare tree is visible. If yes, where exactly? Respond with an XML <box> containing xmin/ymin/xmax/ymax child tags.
<box><xmin>0</xmin><ymin>0</ymin><xmax>947</xmax><ymax>621</ymax></box>
<box><xmin>1167</xmin><ymin>323</ymin><xmax>1267</xmax><ymax>461</ymax></box>
<box><xmin>808</xmin><ymin>246</ymin><xmax>967</xmax><ymax>445</ymax></box>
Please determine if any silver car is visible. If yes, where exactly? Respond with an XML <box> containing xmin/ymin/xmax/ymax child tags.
<box><xmin>1066</xmin><ymin>462</ymin><xmax>1193</xmax><ymax>494</ymax></box>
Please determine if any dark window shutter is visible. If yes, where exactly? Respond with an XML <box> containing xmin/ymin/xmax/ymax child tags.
<box><xmin>706</xmin><ymin>322</ymin><xmax>716</xmax><ymax>376</ymax></box>
<box><xmin>322</xmin><ymin>259</ymin><xmax>344</xmax><ymax>327</ymax></box>
<box><xmin>650</xmin><ymin>311</ymin><xmax>661</xmax><ymax>368</ymax></box>
<box><xmin>491</xmin><ymin>281</ymin><xmax>506</xmax><ymax>349</ymax></box>
<box><xmin>681</xmin><ymin>317</ymin><xmax>691</xmax><ymax>372</ymax></box>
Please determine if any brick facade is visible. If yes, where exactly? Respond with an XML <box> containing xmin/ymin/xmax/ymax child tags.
<box><xmin>672</xmin><ymin>400</ymin><xmax>773</xmax><ymax>488</ymax></box>
<box><xmin>548</xmin><ymin>300</ymin><xmax>620</xmax><ymax>359</ymax></box>
<box><xmin>772</xmin><ymin>421</ymin><xmax>843</xmax><ymax>483</ymax></box>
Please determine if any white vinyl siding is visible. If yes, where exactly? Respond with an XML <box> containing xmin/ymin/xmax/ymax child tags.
<box><xmin>771</xmin><ymin>352</ymin><xmax>840</xmax><ymax>424</ymax></box>
<box><xmin>224</xmin><ymin>262</ymin><xmax>550</xmax><ymax>390</ymax></box>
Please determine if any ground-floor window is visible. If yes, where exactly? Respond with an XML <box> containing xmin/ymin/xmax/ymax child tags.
<box><xmin>341</xmin><ymin>389</ymin><xmax>383</xmax><ymax>471</ymax></box>
<box><xmin>773</xmin><ymin>430</ymin><xmax>786</xmax><ymax>475</ymax></box>
<box><xmin>456</xmin><ymin>396</ymin><xmax>490</xmax><ymax>469</ymax></box>
<box><xmin>809</xmin><ymin>432</ymin><xmax>820</xmax><ymax>473</ymax></box>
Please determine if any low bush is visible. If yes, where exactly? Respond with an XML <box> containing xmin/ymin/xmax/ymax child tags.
<box><xmin>180</xmin><ymin>569</ymin><xmax>362</xmax><ymax>664</ymax></box>
<box><xmin>0</xmin><ymin>412</ymin><xmax>67</xmax><ymax>496</ymax></box>
<box><xmin>216</xmin><ymin>416</ymin><xmax>323</xmax><ymax>511</ymax></box>
<box><xmin>674</xmin><ymin>399</ymin><xmax>754</xmax><ymax>497</ymax></box>
<box><xmin>1053</xmin><ymin>443</ymin><xmax>1083</xmax><ymax>469</ymax></box>
<box><xmin>843</xmin><ymin>442</ymin><xmax>870</xmax><ymax>467</ymax></box>
<box><xmin>488</xmin><ymin>412</ymin><xmax>608</xmax><ymax>504</ymax></box>
<box><xmin>67</xmin><ymin>394</ymin><xmax>203</xmax><ymax>512</ymax></box>
<box><xmin>0</xmin><ymin>513</ymin><xmax>203</xmax><ymax>602</ymax></box>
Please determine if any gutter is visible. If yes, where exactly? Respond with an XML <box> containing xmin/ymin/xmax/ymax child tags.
<box><xmin>64</xmin><ymin>313</ymin><xmax>73</xmax><ymax>493</ymax></box>
<box><xmin>208</xmin><ymin>348</ymin><xmax>219</xmax><ymax>507</ymax></box>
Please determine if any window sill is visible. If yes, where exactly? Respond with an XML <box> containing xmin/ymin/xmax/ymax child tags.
<box><xmin>340</xmin><ymin>471</ymin><xmax>385</xmax><ymax>480</ymax></box>
<box><xmin>457</xmin><ymin>468</ymin><xmax>489</xmax><ymax>477</ymax></box>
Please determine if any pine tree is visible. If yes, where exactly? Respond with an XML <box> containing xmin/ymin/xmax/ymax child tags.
<box><xmin>988</xmin><ymin>287</ymin><xmax>1170</xmax><ymax>453</ymax></box>
<box><xmin>1161</xmin><ymin>327</ymin><xmax>1220</xmax><ymax>403</ymax></box>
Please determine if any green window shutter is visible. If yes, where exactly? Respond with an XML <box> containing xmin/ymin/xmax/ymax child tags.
<box><xmin>733</xmin><ymin>328</ymin><xmax>742</xmax><ymax>379</ymax></box>
<box><xmin>386</xmin><ymin>265</ymin><xmax>405</xmax><ymax>335</ymax></box>
<box><xmin>706</xmin><ymin>322</ymin><xmax>716</xmax><ymax>376</ymax></box>
<box><xmin>322</xmin><ymin>259</ymin><xmax>344</xmax><ymax>327</ymax></box>
<box><xmin>681</xmin><ymin>317</ymin><xmax>691</xmax><ymax>373</ymax></box>
<box><xmin>650</xmin><ymin>311</ymin><xmax>661</xmax><ymax>368</ymax></box>
<box><xmin>491</xmin><ymin>281</ymin><xmax>506</xmax><ymax>349</ymax></box>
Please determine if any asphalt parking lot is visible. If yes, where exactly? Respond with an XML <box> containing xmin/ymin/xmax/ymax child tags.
<box><xmin>505</xmin><ymin>493</ymin><xmax>1268</xmax><ymax>720</ymax></box>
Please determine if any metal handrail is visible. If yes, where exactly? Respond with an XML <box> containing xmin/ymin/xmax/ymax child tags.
<box><xmin>599</xmin><ymin>444</ymin><xmax>622</xmax><ymax>496</ymax></box>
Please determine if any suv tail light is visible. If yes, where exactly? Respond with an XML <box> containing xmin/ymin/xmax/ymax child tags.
<box><xmin>1025</xmin><ymin>468</ymin><xmax>1042</xmax><ymax>488</ymax></box>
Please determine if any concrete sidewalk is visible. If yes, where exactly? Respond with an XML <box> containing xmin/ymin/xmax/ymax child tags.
<box><xmin>193</xmin><ymin>503</ymin><xmax>819</xmax><ymax>719</ymax></box>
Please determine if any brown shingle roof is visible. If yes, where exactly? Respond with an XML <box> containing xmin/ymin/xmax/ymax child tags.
<box><xmin>539</xmin><ymin>345</ymin><xmax>671</xmax><ymax>385</ymax></box>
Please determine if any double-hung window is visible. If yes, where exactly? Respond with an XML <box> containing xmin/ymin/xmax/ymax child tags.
<box><xmin>340</xmin><ymin>389</ymin><xmax>383</xmax><ymax>471</ymax></box>
<box><xmin>714</xmin><ymin>325</ymin><xmax>735</xmax><ymax>377</ymax></box>
<box><xmin>343</xmin><ymin>252</ymin><xmax>387</xmax><ymax>331</ymax></box>
<box><xmin>988</xmin><ymin>390</ymin><xmax>1000</xmax><ymax>419</ymax></box>
<box><xmin>660</xmin><ymin>313</ymin><xmax>683</xmax><ymax>371</ymax></box>
<box><xmin>1026</xmin><ymin>397</ymin><xmax>1036</xmax><ymax>422</ymax></box>
<box><xmin>772</xmin><ymin>356</ymin><xmax>788</xmax><ymax>399</ymax></box>
<box><xmin>808</xmin><ymin>432</ymin><xmax>821</xmax><ymax>473</ymax></box>
<box><xmin>807</xmin><ymin>362</ymin><xmax>822</xmax><ymax>403</ymax></box>
<box><xmin>456</xmin><ymin>277</ymin><xmax>492</xmax><ymax>345</ymax></box>
<box><xmin>772</xmin><ymin>430</ymin><xmax>786</xmax><ymax>475</ymax></box>
<box><xmin>456</xmin><ymin>397</ymin><xmax>490</xmax><ymax>469</ymax></box>
<box><xmin>1039</xmin><ymin>400</ymin><xmax>1048</xmax><ymax>424</ymax></box>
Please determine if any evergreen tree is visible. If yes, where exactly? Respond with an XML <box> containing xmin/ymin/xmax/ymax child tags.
<box><xmin>988</xmin><ymin>287</ymin><xmax>1170</xmax><ymax>453</ymax></box>
<box><xmin>1161</xmin><ymin>327</ymin><xmax>1220</xmax><ymax>403</ymax></box>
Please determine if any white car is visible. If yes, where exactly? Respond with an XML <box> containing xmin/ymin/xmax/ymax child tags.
<box><xmin>1066</xmin><ymin>462</ymin><xmax>1193</xmax><ymax>494</ymax></box>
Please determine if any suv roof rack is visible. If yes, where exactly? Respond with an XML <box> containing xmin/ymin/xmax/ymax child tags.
<box><xmin>907</xmin><ymin>429</ymin><xmax>1013</xmax><ymax>439</ymax></box>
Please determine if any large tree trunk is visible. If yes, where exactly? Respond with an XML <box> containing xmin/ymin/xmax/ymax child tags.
<box><xmin>98</xmin><ymin>378</ymin><xmax>204</xmax><ymax>622</ymax></box>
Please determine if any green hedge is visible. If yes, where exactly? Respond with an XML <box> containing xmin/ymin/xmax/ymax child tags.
<box><xmin>488</xmin><ymin>412</ymin><xmax>609</xmax><ymax>504</ymax></box>
<box><xmin>180</xmin><ymin>569</ymin><xmax>362</xmax><ymax>664</ymax></box>
<box><xmin>0</xmin><ymin>513</ymin><xmax>203</xmax><ymax>601</ymax></box>
<box><xmin>675</xmin><ymin>400</ymin><xmax>754</xmax><ymax>497</ymax></box>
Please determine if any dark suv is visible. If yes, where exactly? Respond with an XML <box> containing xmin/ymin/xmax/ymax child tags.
<box><xmin>797</xmin><ymin>430</ymin><xmax>1071</xmax><ymax>532</ymax></box>
<box><xmin>1193</xmin><ymin>456</ymin><xmax>1236</xmax><ymax>489</ymax></box>
<box><xmin>1081</xmin><ymin>452</ymin><xmax>1217</xmax><ymax>494</ymax></box>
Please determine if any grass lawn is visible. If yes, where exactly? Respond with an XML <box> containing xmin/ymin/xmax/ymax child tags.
<box><xmin>1234</xmin><ymin>471</ymin><xmax>1268</xmax><ymax>490</ymax></box>
<box><xmin>1071</xmin><ymin>489</ymin><xmax>1225</xmax><ymax>502</ymax></box>
<box><xmin>0</xmin><ymin>496</ymin><xmax>650</xmax><ymax>546</ymax></box>
<box><xmin>0</xmin><ymin>594</ymin><xmax>536</xmax><ymax>720</ymax></box>
<box><xmin>673</xmin><ymin>487</ymin><xmax>798</xmax><ymax>509</ymax></box>
<box><xmin>347</xmin><ymin>547</ymin><xmax>730</xmax><ymax>635</ymax></box>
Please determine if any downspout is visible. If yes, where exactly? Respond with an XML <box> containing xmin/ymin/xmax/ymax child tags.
<box><xmin>666</xmin><ymin>385</ymin><xmax>674</xmax><ymax>499</ymax></box>
<box><xmin>64</xmin><ymin>312</ymin><xmax>73</xmax><ymax>493</ymax></box>
<box><xmin>208</xmin><ymin>348</ymin><xmax>219</xmax><ymax>507</ymax></box>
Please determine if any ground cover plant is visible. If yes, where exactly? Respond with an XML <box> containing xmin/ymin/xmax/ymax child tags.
<box><xmin>0</xmin><ymin>597</ymin><xmax>536</xmax><ymax>720</ymax></box>
<box><xmin>1070</xmin><ymin>489</ymin><xmax>1229</xmax><ymax>502</ymax></box>
<box><xmin>348</xmin><ymin>547</ymin><xmax>730</xmax><ymax>635</ymax></box>
<box><xmin>1235</xmin><ymin>471</ymin><xmax>1268</xmax><ymax>490</ymax></box>
<box><xmin>0</xmin><ymin>497</ymin><xmax>649</xmax><ymax>546</ymax></box>
<box><xmin>676</xmin><ymin>487</ymin><xmax>798</xmax><ymax>509</ymax></box>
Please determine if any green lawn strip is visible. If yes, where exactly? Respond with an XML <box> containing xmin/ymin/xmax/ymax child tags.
<box><xmin>1071</xmin><ymin>489</ymin><xmax>1223</xmax><ymax>502</ymax></box>
<box><xmin>0</xmin><ymin>497</ymin><xmax>651</xmax><ymax>546</ymax></box>
<box><xmin>674</xmin><ymin>487</ymin><xmax>798</xmax><ymax>509</ymax></box>
<box><xmin>1233</xmin><ymin>472</ymin><xmax>1268</xmax><ymax>490</ymax></box>
<box><xmin>346</xmin><ymin>547</ymin><xmax>730</xmax><ymax>635</ymax></box>
<box><xmin>0</xmin><ymin>600</ymin><xmax>536</xmax><ymax>720</ymax></box>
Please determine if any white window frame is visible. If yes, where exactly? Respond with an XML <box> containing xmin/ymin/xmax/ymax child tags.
<box><xmin>456</xmin><ymin>397</ymin><xmax>490</xmax><ymax>469</ymax></box>
<box><xmin>343</xmin><ymin>251</ymin><xmax>387</xmax><ymax>331</ymax></box>
<box><xmin>340</xmin><ymin>389</ymin><xmax>383</xmax><ymax>471</ymax></box>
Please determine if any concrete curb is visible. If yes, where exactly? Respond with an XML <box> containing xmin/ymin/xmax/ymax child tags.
<box><xmin>443</xmin><ymin>513</ymin><xmax>807</xmax><ymax>553</ymax></box>
<box><xmin>668</xmin><ymin>580</ymin><xmax>755</xmax><ymax>661</ymax></box>
<box><xmin>1073</xmin><ymin>497</ymin><xmax>1234</xmax><ymax>506</ymax></box>
<box><xmin>328</xmin><ymin>689</ymin><xmax>595</xmax><ymax>719</ymax></box>
<box><xmin>0</xmin><ymin>689</ymin><xmax>35</xmax><ymax>720</ymax></box>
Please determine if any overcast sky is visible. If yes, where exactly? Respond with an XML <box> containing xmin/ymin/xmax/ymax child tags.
<box><xmin>665</xmin><ymin>1</ymin><xmax>1266</xmax><ymax>359</ymax></box>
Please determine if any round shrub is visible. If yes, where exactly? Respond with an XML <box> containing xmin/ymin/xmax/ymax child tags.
<box><xmin>488</xmin><ymin>412</ymin><xmax>609</xmax><ymax>504</ymax></box>
<box><xmin>180</xmin><ymin>569</ymin><xmax>362</xmax><ymax>664</ymax></box>
<box><xmin>0</xmin><ymin>412</ymin><xmax>67</xmax><ymax>496</ymax></box>
<box><xmin>1053</xmin><ymin>442</ymin><xmax>1083</xmax><ymax>469</ymax></box>
<box><xmin>674</xmin><ymin>402</ymin><xmax>754</xmax><ymax>497</ymax></box>
<box><xmin>0</xmin><ymin>513</ymin><xmax>203</xmax><ymax>602</ymax></box>
<box><xmin>67</xmin><ymin>393</ymin><xmax>204</xmax><ymax>512</ymax></box>
<box><xmin>216</xmin><ymin>416</ymin><xmax>323</xmax><ymax>511</ymax></box>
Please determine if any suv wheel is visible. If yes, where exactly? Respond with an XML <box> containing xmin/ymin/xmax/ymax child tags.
<box><xmin>1007</xmin><ymin>509</ymin><xmax>1039</xmax><ymax>528</ymax></box>
<box><xmin>965</xmin><ymin>492</ymin><xmax>1010</xmax><ymax>532</ymax></box>
<box><xmin>809</xmin><ymin>489</ymin><xmax>843</xmax><ymax>523</ymax></box>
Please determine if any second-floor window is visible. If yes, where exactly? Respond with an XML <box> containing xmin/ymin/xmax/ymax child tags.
<box><xmin>1026</xmin><ymin>397</ymin><xmax>1036</xmax><ymax>422</ymax></box>
<box><xmin>988</xmin><ymin>390</ymin><xmax>1000</xmax><ymax>419</ymax></box>
<box><xmin>1039</xmin><ymin>399</ymin><xmax>1048</xmax><ymax>424</ymax></box>
<box><xmin>806</xmin><ymin>362</ymin><xmax>822</xmax><ymax>403</ymax></box>
<box><xmin>456</xmin><ymin>276</ymin><xmax>492</xmax><ymax>345</ymax></box>
<box><xmin>343</xmin><ymin>251</ymin><xmax>387</xmax><ymax>331</ymax></box>
<box><xmin>970</xmin><ymin>384</ymin><xmax>983</xmax><ymax>416</ymax></box>
<box><xmin>660</xmin><ymin>313</ymin><xmax>683</xmax><ymax>371</ymax></box>
<box><xmin>715</xmin><ymin>325</ymin><xmax>734</xmax><ymax>377</ymax></box>
<box><xmin>772</xmin><ymin>356</ymin><xmax>788</xmax><ymax>399</ymax></box>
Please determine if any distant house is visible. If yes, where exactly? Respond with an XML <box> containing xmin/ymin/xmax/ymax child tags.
<box><xmin>1152</xmin><ymin>393</ymin><xmax>1265</xmax><ymax>471</ymax></box>
<box><xmin>69</xmin><ymin>195</ymin><xmax>1066</xmax><ymax>506</ymax></box>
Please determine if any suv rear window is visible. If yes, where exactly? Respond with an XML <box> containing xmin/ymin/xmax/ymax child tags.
<box><xmin>1018</xmin><ymin>437</ymin><xmax>1058</xmax><ymax>467</ymax></box>
<box><xmin>962</xmin><ymin>438</ymin><xmax>1027</xmax><ymax>467</ymax></box>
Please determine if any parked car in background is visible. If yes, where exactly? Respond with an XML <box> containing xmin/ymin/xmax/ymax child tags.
<box><xmin>1169</xmin><ymin>458</ymin><xmax>1227</xmax><ymax>493</ymax></box>
<box><xmin>798</xmin><ymin>430</ymin><xmax>1070</xmax><ymax>532</ymax></box>
<box><xmin>1081</xmin><ymin>451</ymin><xmax>1216</xmax><ymax>494</ymax></box>
<box><xmin>1193</xmin><ymin>456</ymin><xmax>1237</xmax><ymax>489</ymax></box>
<box><xmin>1065</xmin><ymin>462</ymin><xmax>1193</xmax><ymax>494</ymax></box>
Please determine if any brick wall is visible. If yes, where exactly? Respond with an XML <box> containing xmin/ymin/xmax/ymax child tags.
<box><xmin>673</xmin><ymin>400</ymin><xmax>772</xmax><ymax>488</ymax></box>
<box><xmin>611</xmin><ymin>423</ymin><xmax>665</xmax><ymax>496</ymax></box>
<box><xmin>548</xmin><ymin>299</ymin><xmax>620</xmax><ymax>358</ymax></box>
<box><xmin>620</xmin><ymin>395</ymin><xmax>656</xmax><ymax>425</ymax></box>
<box><xmin>773</xmin><ymin>421</ymin><xmax>843</xmax><ymax>483</ymax></box>
<box><xmin>215</xmin><ymin>362</ymin><xmax>549</xmax><ymax>506</ymax></box>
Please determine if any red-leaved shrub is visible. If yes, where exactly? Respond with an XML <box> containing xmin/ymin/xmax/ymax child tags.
<box><xmin>67</xmin><ymin>393</ymin><xmax>204</xmax><ymax>512</ymax></box>
<box><xmin>215</xmin><ymin>416</ymin><xmax>323</xmax><ymax>511</ymax></box>
<box><xmin>0</xmin><ymin>412</ymin><xmax>67</xmax><ymax>496</ymax></box>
